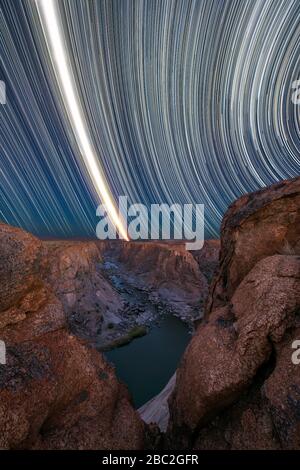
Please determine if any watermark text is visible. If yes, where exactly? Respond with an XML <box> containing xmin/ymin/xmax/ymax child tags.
<box><xmin>96</xmin><ymin>197</ymin><xmax>204</xmax><ymax>251</ymax></box>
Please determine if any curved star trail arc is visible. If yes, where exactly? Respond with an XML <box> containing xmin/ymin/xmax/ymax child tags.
<box><xmin>0</xmin><ymin>0</ymin><xmax>299</xmax><ymax>239</ymax></box>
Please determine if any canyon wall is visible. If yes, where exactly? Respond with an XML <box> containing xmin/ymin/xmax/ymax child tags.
<box><xmin>0</xmin><ymin>224</ymin><xmax>145</xmax><ymax>449</ymax></box>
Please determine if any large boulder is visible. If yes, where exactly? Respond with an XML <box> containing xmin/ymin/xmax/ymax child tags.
<box><xmin>168</xmin><ymin>177</ymin><xmax>300</xmax><ymax>450</ymax></box>
<box><xmin>0</xmin><ymin>331</ymin><xmax>145</xmax><ymax>450</ymax></box>
<box><xmin>206</xmin><ymin>177</ymin><xmax>300</xmax><ymax>314</ymax></box>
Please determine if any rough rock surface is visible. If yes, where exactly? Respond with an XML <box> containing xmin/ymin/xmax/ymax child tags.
<box><xmin>44</xmin><ymin>241</ymin><xmax>123</xmax><ymax>343</ymax></box>
<box><xmin>206</xmin><ymin>176</ymin><xmax>300</xmax><ymax>315</ymax></box>
<box><xmin>168</xmin><ymin>176</ymin><xmax>300</xmax><ymax>450</ymax></box>
<box><xmin>191</xmin><ymin>239</ymin><xmax>220</xmax><ymax>285</ymax></box>
<box><xmin>0</xmin><ymin>223</ymin><xmax>45</xmax><ymax>313</ymax></box>
<box><xmin>0</xmin><ymin>224</ymin><xmax>144</xmax><ymax>450</ymax></box>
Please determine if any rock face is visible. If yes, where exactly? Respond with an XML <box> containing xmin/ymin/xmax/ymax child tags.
<box><xmin>44</xmin><ymin>241</ymin><xmax>123</xmax><ymax>343</ymax></box>
<box><xmin>99</xmin><ymin>240</ymin><xmax>219</xmax><ymax>323</ymax></box>
<box><xmin>168</xmin><ymin>177</ymin><xmax>300</xmax><ymax>450</ymax></box>
<box><xmin>0</xmin><ymin>223</ymin><xmax>45</xmax><ymax>314</ymax></box>
<box><xmin>206</xmin><ymin>177</ymin><xmax>300</xmax><ymax>315</ymax></box>
<box><xmin>0</xmin><ymin>224</ymin><xmax>144</xmax><ymax>449</ymax></box>
<box><xmin>191</xmin><ymin>239</ymin><xmax>220</xmax><ymax>285</ymax></box>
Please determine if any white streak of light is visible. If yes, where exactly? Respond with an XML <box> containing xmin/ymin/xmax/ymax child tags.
<box><xmin>35</xmin><ymin>0</ymin><xmax>129</xmax><ymax>240</ymax></box>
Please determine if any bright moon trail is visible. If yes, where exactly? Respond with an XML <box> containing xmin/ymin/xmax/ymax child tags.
<box><xmin>35</xmin><ymin>0</ymin><xmax>129</xmax><ymax>240</ymax></box>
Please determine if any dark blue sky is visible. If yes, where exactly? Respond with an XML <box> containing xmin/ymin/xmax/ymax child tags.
<box><xmin>0</xmin><ymin>0</ymin><xmax>299</xmax><ymax>239</ymax></box>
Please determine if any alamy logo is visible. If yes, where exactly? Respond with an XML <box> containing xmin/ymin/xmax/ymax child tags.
<box><xmin>96</xmin><ymin>196</ymin><xmax>204</xmax><ymax>251</ymax></box>
<box><xmin>0</xmin><ymin>81</ymin><xmax>6</xmax><ymax>105</ymax></box>
<box><xmin>0</xmin><ymin>340</ymin><xmax>6</xmax><ymax>365</ymax></box>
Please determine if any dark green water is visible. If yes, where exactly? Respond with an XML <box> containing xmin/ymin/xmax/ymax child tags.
<box><xmin>105</xmin><ymin>315</ymin><xmax>191</xmax><ymax>408</ymax></box>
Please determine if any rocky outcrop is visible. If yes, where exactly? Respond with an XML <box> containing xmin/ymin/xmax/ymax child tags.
<box><xmin>0</xmin><ymin>223</ymin><xmax>46</xmax><ymax>314</ymax></box>
<box><xmin>0</xmin><ymin>224</ymin><xmax>144</xmax><ymax>449</ymax></box>
<box><xmin>1</xmin><ymin>331</ymin><xmax>145</xmax><ymax>450</ymax></box>
<box><xmin>168</xmin><ymin>176</ymin><xmax>300</xmax><ymax>450</ymax></box>
<box><xmin>206</xmin><ymin>177</ymin><xmax>300</xmax><ymax>315</ymax></box>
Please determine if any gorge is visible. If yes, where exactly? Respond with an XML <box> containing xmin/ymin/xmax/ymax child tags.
<box><xmin>0</xmin><ymin>176</ymin><xmax>299</xmax><ymax>449</ymax></box>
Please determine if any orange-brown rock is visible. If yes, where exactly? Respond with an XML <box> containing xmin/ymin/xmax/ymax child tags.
<box><xmin>0</xmin><ymin>224</ymin><xmax>145</xmax><ymax>449</ymax></box>
<box><xmin>168</xmin><ymin>177</ymin><xmax>300</xmax><ymax>450</ymax></box>
<box><xmin>206</xmin><ymin>176</ymin><xmax>300</xmax><ymax>315</ymax></box>
<box><xmin>0</xmin><ymin>223</ymin><xmax>45</xmax><ymax>312</ymax></box>
<box><xmin>0</xmin><ymin>331</ymin><xmax>145</xmax><ymax>450</ymax></box>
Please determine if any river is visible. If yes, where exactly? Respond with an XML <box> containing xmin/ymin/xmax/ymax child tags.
<box><xmin>105</xmin><ymin>315</ymin><xmax>191</xmax><ymax>408</ymax></box>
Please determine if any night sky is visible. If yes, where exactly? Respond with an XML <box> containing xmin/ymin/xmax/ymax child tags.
<box><xmin>0</xmin><ymin>0</ymin><xmax>300</xmax><ymax>239</ymax></box>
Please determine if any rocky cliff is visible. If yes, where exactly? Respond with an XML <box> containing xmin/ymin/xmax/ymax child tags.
<box><xmin>0</xmin><ymin>224</ymin><xmax>144</xmax><ymax>449</ymax></box>
<box><xmin>167</xmin><ymin>176</ymin><xmax>300</xmax><ymax>449</ymax></box>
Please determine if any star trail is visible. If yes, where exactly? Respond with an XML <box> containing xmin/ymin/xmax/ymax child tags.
<box><xmin>0</xmin><ymin>0</ymin><xmax>299</xmax><ymax>239</ymax></box>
